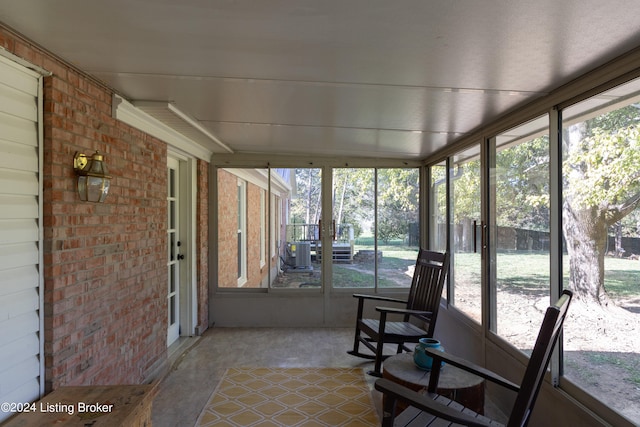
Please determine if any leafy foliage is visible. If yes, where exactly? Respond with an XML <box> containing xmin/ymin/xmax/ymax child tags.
<box><xmin>496</xmin><ymin>136</ymin><xmax>550</xmax><ymax>230</ymax></box>
<box><xmin>562</xmin><ymin>103</ymin><xmax>640</xmax><ymax>301</ymax></box>
<box><xmin>453</xmin><ymin>160</ymin><xmax>481</xmax><ymax>223</ymax></box>
<box><xmin>377</xmin><ymin>169</ymin><xmax>419</xmax><ymax>242</ymax></box>
<box><xmin>289</xmin><ymin>167</ymin><xmax>419</xmax><ymax>243</ymax></box>
<box><xmin>564</xmin><ymin>124</ymin><xmax>640</xmax><ymax>212</ymax></box>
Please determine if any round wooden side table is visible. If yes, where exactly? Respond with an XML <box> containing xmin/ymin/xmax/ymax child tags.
<box><xmin>382</xmin><ymin>352</ymin><xmax>485</xmax><ymax>414</ymax></box>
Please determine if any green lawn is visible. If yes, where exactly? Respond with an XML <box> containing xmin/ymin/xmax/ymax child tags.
<box><xmin>332</xmin><ymin>239</ymin><xmax>418</xmax><ymax>288</ymax></box>
<box><xmin>488</xmin><ymin>251</ymin><xmax>640</xmax><ymax>299</ymax></box>
<box><xmin>332</xmin><ymin>247</ymin><xmax>640</xmax><ymax>299</ymax></box>
<box><xmin>331</xmin><ymin>248</ymin><xmax>640</xmax><ymax>416</ymax></box>
<box><xmin>600</xmin><ymin>256</ymin><xmax>640</xmax><ymax>298</ymax></box>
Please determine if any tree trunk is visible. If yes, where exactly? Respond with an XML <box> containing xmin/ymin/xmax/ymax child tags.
<box><xmin>614</xmin><ymin>221</ymin><xmax>623</xmax><ymax>257</ymax></box>
<box><xmin>562</xmin><ymin>201</ymin><xmax>610</xmax><ymax>304</ymax></box>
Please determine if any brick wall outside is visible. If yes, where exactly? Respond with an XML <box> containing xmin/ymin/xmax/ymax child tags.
<box><xmin>217</xmin><ymin>169</ymin><xmax>238</xmax><ymax>287</ymax></box>
<box><xmin>246</xmin><ymin>184</ymin><xmax>264</xmax><ymax>286</ymax></box>
<box><xmin>217</xmin><ymin>169</ymin><xmax>271</xmax><ymax>288</ymax></box>
<box><xmin>196</xmin><ymin>159</ymin><xmax>209</xmax><ymax>332</ymax></box>
<box><xmin>0</xmin><ymin>26</ymin><xmax>178</xmax><ymax>390</ymax></box>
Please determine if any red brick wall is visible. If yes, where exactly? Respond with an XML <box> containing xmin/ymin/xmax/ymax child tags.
<box><xmin>1</xmin><ymin>26</ymin><xmax>172</xmax><ymax>390</ymax></box>
<box><xmin>217</xmin><ymin>169</ymin><xmax>271</xmax><ymax>288</ymax></box>
<box><xmin>196</xmin><ymin>159</ymin><xmax>209</xmax><ymax>332</ymax></box>
<box><xmin>246</xmin><ymin>184</ymin><xmax>263</xmax><ymax>286</ymax></box>
<box><xmin>217</xmin><ymin>169</ymin><xmax>238</xmax><ymax>287</ymax></box>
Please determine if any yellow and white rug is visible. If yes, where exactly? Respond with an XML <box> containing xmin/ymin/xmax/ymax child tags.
<box><xmin>196</xmin><ymin>367</ymin><xmax>379</xmax><ymax>426</ymax></box>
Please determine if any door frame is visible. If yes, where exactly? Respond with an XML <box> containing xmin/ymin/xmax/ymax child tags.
<box><xmin>167</xmin><ymin>150</ymin><xmax>198</xmax><ymax>343</ymax></box>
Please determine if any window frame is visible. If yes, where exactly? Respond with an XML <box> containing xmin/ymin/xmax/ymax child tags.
<box><xmin>212</xmin><ymin>159</ymin><xmax>425</xmax><ymax>294</ymax></box>
<box><xmin>425</xmin><ymin>72</ymin><xmax>640</xmax><ymax>425</ymax></box>
<box><xmin>237</xmin><ymin>178</ymin><xmax>247</xmax><ymax>286</ymax></box>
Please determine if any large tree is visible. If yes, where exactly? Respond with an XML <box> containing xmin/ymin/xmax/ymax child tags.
<box><xmin>290</xmin><ymin>168</ymin><xmax>322</xmax><ymax>240</ymax></box>
<box><xmin>495</xmin><ymin>136</ymin><xmax>550</xmax><ymax>231</ymax></box>
<box><xmin>332</xmin><ymin>168</ymin><xmax>375</xmax><ymax>239</ymax></box>
<box><xmin>563</xmin><ymin>105</ymin><xmax>640</xmax><ymax>303</ymax></box>
<box><xmin>377</xmin><ymin>168</ymin><xmax>419</xmax><ymax>243</ymax></box>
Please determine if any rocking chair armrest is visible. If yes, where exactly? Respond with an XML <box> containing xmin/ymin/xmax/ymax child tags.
<box><xmin>425</xmin><ymin>348</ymin><xmax>521</xmax><ymax>393</ymax></box>
<box><xmin>352</xmin><ymin>293</ymin><xmax>408</xmax><ymax>305</ymax></box>
<box><xmin>375</xmin><ymin>378</ymin><xmax>492</xmax><ymax>427</ymax></box>
<box><xmin>375</xmin><ymin>306</ymin><xmax>433</xmax><ymax>319</ymax></box>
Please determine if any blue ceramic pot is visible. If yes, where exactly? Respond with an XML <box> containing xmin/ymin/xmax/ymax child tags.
<box><xmin>413</xmin><ymin>338</ymin><xmax>444</xmax><ymax>370</ymax></box>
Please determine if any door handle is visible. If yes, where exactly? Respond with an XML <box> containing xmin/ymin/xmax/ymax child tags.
<box><xmin>481</xmin><ymin>222</ymin><xmax>487</xmax><ymax>250</ymax></box>
<box><xmin>472</xmin><ymin>220</ymin><xmax>487</xmax><ymax>253</ymax></box>
<box><xmin>177</xmin><ymin>254</ymin><xmax>185</xmax><ymax>260</ymax></box>
<box><xmin>473</xmin><ymin>220</ymin><xmax>478</xmax><ymax>253</ymax></box>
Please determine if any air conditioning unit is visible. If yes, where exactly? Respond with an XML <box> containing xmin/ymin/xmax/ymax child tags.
<box><xmin>295</xmin><ymin>242</ymin><xmax>311</xmax><ymax>268</ymax></box>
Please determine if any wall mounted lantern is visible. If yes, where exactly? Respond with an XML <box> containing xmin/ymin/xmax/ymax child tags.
<box><xmin>73</xmin><ymin>151</ymin><xmax>112</xmax><ymax>203</ymax></box>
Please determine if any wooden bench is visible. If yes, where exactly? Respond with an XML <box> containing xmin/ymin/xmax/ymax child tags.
<box><xmin>3</xmin><ymin>384</ymin><xmax>156</xmax><ymax>427</ymax></box>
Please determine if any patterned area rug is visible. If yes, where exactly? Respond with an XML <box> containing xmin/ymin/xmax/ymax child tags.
<box><xmin>196</xmin><ymin>367</ymin><xmax>379</xmax><ymax>426</ymax></box>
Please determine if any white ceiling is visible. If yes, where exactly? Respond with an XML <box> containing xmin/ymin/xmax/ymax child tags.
<box><xmin>2</xmin><ymin>0</ymin><xmax>640</xmax><ymax>160</ymax></box>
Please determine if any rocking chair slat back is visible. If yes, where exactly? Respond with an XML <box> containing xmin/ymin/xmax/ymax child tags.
<box><xmin>406</xmin><ymin>250</ymin><xmax>449</xmax><ymax>334</ymax></box>
<box><xmin>508</xmin><ymin>290</ymin><xmax>573</xmax><ymax>427</ymax></box>
<box><xmin>347</xmin><ymin>248</ymin><xmax>450</xmax><ymax>377</ymax></box>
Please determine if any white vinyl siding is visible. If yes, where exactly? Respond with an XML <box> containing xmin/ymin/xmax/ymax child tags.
<box><xmin>0</xmin><ymin>54</ymin><xmax>43</xmax><ymax>422</ymax></box>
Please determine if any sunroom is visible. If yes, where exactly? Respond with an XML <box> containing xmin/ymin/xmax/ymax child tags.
<box><xmin>0</xmin><ymin>1</ymin><xmax>639</xmax><ymax>426</ymax></box>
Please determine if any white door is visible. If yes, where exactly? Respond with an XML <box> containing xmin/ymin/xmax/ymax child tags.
<box><xmin>0</xmin><ymin>55</ymin><xmax>43</xmax><ymax>422</ymax></box>
<box><xmin>167</xmin><ymin>157</ymin><xmax>181</xmax><ymax>346</ymax></box>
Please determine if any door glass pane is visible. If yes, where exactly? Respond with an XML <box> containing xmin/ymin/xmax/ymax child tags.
<box><xmin>278</xmin><ymin>168</ymin><xmax>322</xmax><ymax>288</ymax></box>
<box><xmin>170</xmin><ymin>264</ymin><xmax>176</xmax><ymax>293</ymax></box>
<box><xmin>169</xmin><ymin>295</ymin><xmax>176</xmax><ymax>324</ymax></box>
<box><xmin>491</xmin><ymin>116</ymin><xmax>550</xmax><ymax>350</ymax></box>
<box><xmin>329</xmin><ymin>168</ymin><xmax>419</xmax><ymax>289</ymax></box>
<box><xmin>561</xmin><ymin>79</ymin><xmax>640</xmax><ymax>421</ymax></box>
<box><xmin>451</xmin><ymin>145</ymin><xmax>482</xmax><ymax>323</ymax></box>
<box><xmin>376</xmin><ymin>168</ymin><xmax>420</xmax><ymax>288</ymax></box>
<box><xmin>430</xmin><ymin>161</ymin><xmax>448</xmax><ymax>300</ymax></box>
<box><xmin>169</xmin><ymin>200</ymin><xmax>176</xmax><ymax>230</ymax></box>
<box><xmin>169</xmin><ymin>232</ymin><xmax>175</xmax><ymax>261</ymax></box>
<box><xmin>429</xmin><ymin>161</ymin><xmax>447</xmax><ymax>253</ymax></box>
<box><xmin>270</xmin><ymin>183</ymin><xmax>285</xmax><ymax>288</ymax></box>
<box><xmin>169</xmin><ymin>168</ymin><xmax>175</xmax><ymax>197</ymax></box>
<box><xmin>332</xmin><ymin>168</ymin><xmax>374</xmax><ymax>289</ymax></box>
<box><xmin>217</xmin><ymin>167</ymin><xmax>323</xmax><ymax>289</ymax></box>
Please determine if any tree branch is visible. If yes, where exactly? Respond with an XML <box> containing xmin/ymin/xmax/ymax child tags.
<box><xmin>606</xmin><ymin>190</ymin><xmax>640</xmax><ymax>225</ymax></box>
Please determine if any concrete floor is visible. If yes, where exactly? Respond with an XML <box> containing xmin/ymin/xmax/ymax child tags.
<box><xmin>151</xmin><ymin>327</ymin><xmax>379</xmax><ymax>427</ymax></box>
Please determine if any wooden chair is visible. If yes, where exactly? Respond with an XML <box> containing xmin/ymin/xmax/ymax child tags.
<box><xmin>375</xmin><ymin>289</ymin><xmax>573</xmax><ymax>427</ymax></box>
<box><xmin>348</xmin><ymin>249</ymin><xmax>450</xmax><ymax>377</ymax></box>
